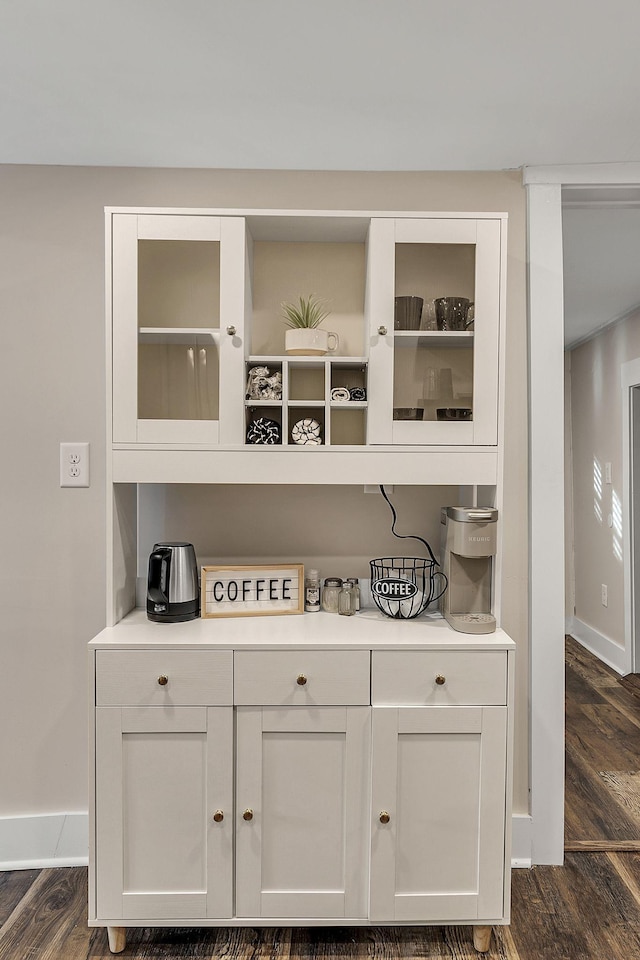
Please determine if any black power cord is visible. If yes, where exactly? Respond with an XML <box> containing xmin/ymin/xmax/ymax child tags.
<box><xmin>379</xmin><ymin>484</ymin><xmax>440</xmax><ymax>566</ymax></box>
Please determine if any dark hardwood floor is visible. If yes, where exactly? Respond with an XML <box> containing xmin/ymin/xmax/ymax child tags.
<box><xmin>4</xmin><ymin>859</ymin><xmax>640</xmax><ymax>960</ymax></box>
<box><xmin>3</xmin><ymin>637</ymin><xmax>640</xmax><ymax>959</ymax></box>
<box><xmin>565</xmin><ymin>635</ymin><xmax>640</xmax><ymax>848</ymax></box>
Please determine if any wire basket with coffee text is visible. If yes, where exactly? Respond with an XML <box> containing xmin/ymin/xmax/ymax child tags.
<box><xmin>369</xmin><ymin>557</ymin><xmax>448</xmax><ymax>620</ymax></box>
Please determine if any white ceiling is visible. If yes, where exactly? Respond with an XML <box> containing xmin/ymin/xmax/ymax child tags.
<box><xmin>562</xmin><ymin>195</ymin><xmax>640</xmax><ymax>348</ymax></box>
<box><xmin>2</xmin><ymin>0</ymin><xmax>640</xmax><ymax>170</ymax></box>
<box><xmin>2</xmin><ymin>1</ymin><xmax>640</xmax><ymax>344</ymax></box>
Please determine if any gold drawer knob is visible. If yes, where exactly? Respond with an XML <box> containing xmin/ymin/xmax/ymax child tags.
<box><xmin>157</xmin><ymin>675</ymin><xmax>169</xmax><ymax>686</ymax></box>
<box><xmin>212</xmin><ymin>810</ymin><xmax>224</xmax><ymax>823</ymax></box>
<box><xmin>226</xmin><ymin>325</ymin><xmax>236</xmax><ymax>336</ymax></box>
<box><xmin>243</xmin><ymin>808</ymin><xmax>254</xmax><ymax>821</ymax></box>
<box><xmin>379</xmin><ymin>811</ymin><xmax>390</xmax><ymax>824</ymax></box>
<box><xmin>296</xmin><ymin>674</ymin><xmax>307</xmax><ymax>686</ymax></box>
<box><xmin>435</xmin><ymin>674</ymin><xmax>446</xmax><ymax>685</ymax></box>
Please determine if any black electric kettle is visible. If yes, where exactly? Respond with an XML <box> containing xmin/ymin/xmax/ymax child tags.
<box><xmin>147</xmin><ymin>542</ymin><xmax>200</xmax><ymax>623</ymax></box>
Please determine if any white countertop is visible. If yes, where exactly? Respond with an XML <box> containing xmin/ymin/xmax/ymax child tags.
<box><xmin>90</xmin><ymin>607</ymin><xmax>515</xmax><ymax>651</ymax></box>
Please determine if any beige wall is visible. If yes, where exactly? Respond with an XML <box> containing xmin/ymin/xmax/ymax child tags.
<box><xmin>157</xmin><ymin>484</ymin><xmax>457</xmax><ymax>578</ymax></box>
<box><xmin>565</xmin><ymin>352</ymin><xmax>575</xmax><ymax>619</ymax></box>
<box><xmin>0</xmin><ymin>166</ymin><xmax>529</xmax><ymax>819</ymax></box>
<box><xmin>569</xmin><ymin>310</ymin><xmax>640</xmax><ymax>647</ymax></box>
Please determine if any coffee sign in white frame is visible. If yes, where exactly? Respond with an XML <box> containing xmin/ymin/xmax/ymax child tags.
<box><xmin>201</xmin><ymin>564</ymin><xmax>304</xmax><ymax>618</ymax></box>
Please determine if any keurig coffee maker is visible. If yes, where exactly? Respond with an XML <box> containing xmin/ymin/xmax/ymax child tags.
<box><xmin>440</xmin><ymin>506</ymin><xmax>497</xmax><ymax>634</ymax></box>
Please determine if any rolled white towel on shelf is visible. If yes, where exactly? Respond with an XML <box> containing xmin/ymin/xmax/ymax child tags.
<box><xmin>291</xmin><ymin>418</ymin><xmax>322</xmax><ymax>445</ymax></box>
<box><xmin>330</xmin><ymin>387</ymin><xmax>351</xmax><ymax>402</ymax></box>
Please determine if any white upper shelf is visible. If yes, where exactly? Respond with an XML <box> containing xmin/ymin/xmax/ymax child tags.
<box><xmin>248</xmin><ymin>355</ymin><xmax>368</xmax><ymax>364</ymax></box>
<box><xmin>139</xmin><ymin>327</ymin><xmax>220</xmax><ymax>345</ymax></box>
<box><xmin>394</xmin><ymin>331</ymin><xmax>474</xmax><ymax>347</ymax></box>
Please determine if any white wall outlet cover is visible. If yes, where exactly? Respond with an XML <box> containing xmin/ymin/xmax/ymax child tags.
<box><xmin>60</xmin><ymin>442</ymin><xmax>90</xmax><ymax>487</ymax></box>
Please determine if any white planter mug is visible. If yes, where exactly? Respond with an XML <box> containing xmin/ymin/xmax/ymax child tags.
<box><xmin>285</xmin><ymin>328</ymin><xmax>339</xmax><ymax>356</ymax></box>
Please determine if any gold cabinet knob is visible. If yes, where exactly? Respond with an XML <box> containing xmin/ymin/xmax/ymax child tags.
<box><xmin>296</xmin><ymin>674</ymin><xmax>307</xmax><ymax>686</ymax></box>
<box><xmin>379</xmin><ymin>811</ymin><xmax>390</xmax><ymax>824</ymax></box>
<box><xmin>435</xmin><ymin>674</ymin><xmax>446</xmax><ymax>685</ymax></box>
<box><xmin>243</xmin><ymin>808</ymin><xmax>254</xmax><ymax>821</ymax></box>
<box><xmin>212</xmin><ymin>810</ymin><xmax>224</xmax><ymax>823</ymax></box>
<box><xmin>378</xmin><ymin>325</ymin><xmax>388</xmax><ymax>336</ymax></box>
<box><xmin>157</xmin><ymin>675</ymin><xmax>169</xmax><ymax>686</ymax></box>
<box><xmin>226</xmin><ymin>325</ymin><xmax>236</xmax><ymax>336</ymax></box>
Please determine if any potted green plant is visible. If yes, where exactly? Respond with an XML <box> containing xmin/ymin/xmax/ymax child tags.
<box><xmin>281</xmin><ymin>295</ymin><xmax>339</xmax><ymax>356</ymax></box>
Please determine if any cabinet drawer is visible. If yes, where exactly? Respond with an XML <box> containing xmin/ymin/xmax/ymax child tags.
<box><xmin>95</xmin><ymin>650</ymin><xmax>233</xmax><ymax>706</ymax></box>
<box><xmin>234</xmin><ymin>650</ymin><xmax>370</xmax><ymax>705</ymax></box>
<box><xmin>371</xmin><ymin>650</ymin><xmax>507</xmax><ymax>706</ymax></box>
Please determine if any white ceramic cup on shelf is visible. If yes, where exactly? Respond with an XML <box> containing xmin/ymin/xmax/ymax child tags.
<box><xmin>285</xmin><ymin>328</ymin><xmax>339</xmax><ymax>356</ymax></box>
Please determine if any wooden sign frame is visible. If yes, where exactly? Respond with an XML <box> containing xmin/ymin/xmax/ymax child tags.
<box><xmin>201</xmin><ymin>563</ymin><xmax>304</xmax><ymax>619</ymax></box>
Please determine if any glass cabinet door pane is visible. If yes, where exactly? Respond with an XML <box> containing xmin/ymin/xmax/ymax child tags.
<box><xmin>138</xmin><ymin>240</ymin><xmax>221</xmax><ymax>330</ymax></box>
<box><xmin>393</xmin><ymin>243</ymin><xmax>476</xmax><ymax>428</ymax></box>
<box><xmin>137</xmin><ymin>240</ymin><xmax>221</xmax><ymax>424</ymax></box>
<box><xmin>393</xmin><ymin>337</ymin><xmax>474</xmax><ymax>424</ymax></box>
<box><xmin>138</xmin><ymin>335</ymin><xmax>220</xmax><ymax>422</ymax></box>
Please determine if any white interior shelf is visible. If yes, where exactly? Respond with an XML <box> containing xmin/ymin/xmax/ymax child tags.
<box><xmin>248</xmin><ymin>355</ymin><xmax>368</xmax><ymax>364</ymax></box>
<box><xmin>139</xmin><ymin>327</ymin><xmax>220</xmax><ymax>345</ymax></box>
<box><xmin>393</xmin><ymin>331</ymin><xmax>474</xmax><ymax>347</ymax></box>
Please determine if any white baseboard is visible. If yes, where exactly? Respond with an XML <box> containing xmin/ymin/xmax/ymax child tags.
<box><xmin>566</xmin><ymin>615</ymin><xmax>626</xmax><ymax>675</ymax></box>
<box><xmin>510</xmin><ymin>813</ymin><xmax>532</xmax><ymax>867</ymax></box>
<box><xmin>0</xmin><ymin>813</ymin><xmax>88</xmax><ymax>870</ymax></box>
<box><xmin>0</xmin><ymin>810</ymin><xmax>530</xmax><ymax>871</ymax></box>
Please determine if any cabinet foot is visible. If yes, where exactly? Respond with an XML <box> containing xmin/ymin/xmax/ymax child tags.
<box><xmin>107</xmin><ymin>927</ymin><xmax>127</xmax><ymax>953</ymax></box>
<box><xmin>473</xmin><ymin>925</ymin><xmax>492</xmax><ymax>953</ymax></box>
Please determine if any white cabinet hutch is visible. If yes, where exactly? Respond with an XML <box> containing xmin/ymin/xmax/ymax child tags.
<box><xmin>90</xmin><ymin>206</ymin><xmax>514</xmax><ymax>955</ymax></box>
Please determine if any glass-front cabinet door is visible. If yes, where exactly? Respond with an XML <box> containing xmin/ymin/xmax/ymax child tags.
<box><xmin>110</xmin><ymin>213</ymin><xmax>246</xmax><ymax>445</ymax></box>
<box><xmin>367</xmin><ymin>217</ymin><xmax>503</xmax><ymax>445</ymax></box>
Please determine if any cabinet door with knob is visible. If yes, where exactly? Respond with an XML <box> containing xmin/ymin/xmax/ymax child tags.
<box><xmin>369</xmin><ymin>704</ymin><xmax>507</xmax><ymax>922</ymax></box>
<box><xmin>235</xmin><ymin>705</ymin><xmax>370</xmax><ymax>919</ymax></box>
<box><xmin>367</xmin><ymin>216</ymin><xmax>503</xmax><ymax>446</ymax></box>
<box><xmin>93</xmin><ymin>649</ymin><xmax>234</xmax><ymax>922</ymax></box>
<box><xmin>95</xmin><ymin>705</ymin><xmax>233</xmax><ymax>920</ymax></box>
<box><xmin>110</xmin><ymin>211</ymin><xmax>246</xmax><ymax>446</ymax></box>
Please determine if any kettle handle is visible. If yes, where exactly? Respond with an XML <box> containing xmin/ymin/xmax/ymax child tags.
<box><xmin>148</xmin><ymin>548</ymin><xmax>171</xmax><ymax>604</ymax></box>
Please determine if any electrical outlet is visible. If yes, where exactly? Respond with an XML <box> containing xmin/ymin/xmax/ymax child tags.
<box><xmin>605</xmin><ymin>462</ymin><xmax>612</xmax><ymax>484</ymax></box>
<box><xmin>60</xmin><ymin>442</ymin><xmax>90</xmax><ymax>487</ymax></box>
<box><xmin>601</xmin><ymin>583</ymin><xmax>608</xmax><ymax>607</ymax></box>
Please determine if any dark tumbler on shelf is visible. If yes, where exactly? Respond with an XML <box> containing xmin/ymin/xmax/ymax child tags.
<box><xmin>394</xmin><ymin>296</ymin><xmax>424</xmax><ymax>330</ymax></box>
<box><xmin>434</xmin><ymin>297</ymin><xmax>474</xmax><ymax>331</ymax></box>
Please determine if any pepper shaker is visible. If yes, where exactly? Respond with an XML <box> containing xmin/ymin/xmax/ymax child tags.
<box><xmin>346</xmin><ymin>577</ymin><xmax>360</xmax><ymax>612</ymax></box>
<box><xmin>338</xmin><ymin>580</ymin><xmax>354</xmax><ymax>616</ymax></box>
<box><xmin>305</xmin><ymin>569</ymin><xmax>321</xmax><ymax>613</ymax></box>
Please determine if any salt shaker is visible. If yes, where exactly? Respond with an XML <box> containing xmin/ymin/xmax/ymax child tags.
<box><xmin>322</xmin><ymin>577</ymin><xmax>343</xmax><ymax>613</ymax></box>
